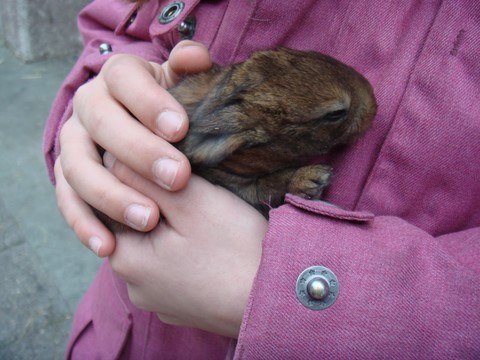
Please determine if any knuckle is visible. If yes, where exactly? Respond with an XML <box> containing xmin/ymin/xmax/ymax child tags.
<box><xmin>93</xmin><ymin>186</ymin><xmax>111</xmax><ymax>212</ymax></box>
<box><xmin>87</xmin><ymin>106</ymin><xmax>107</xmax><ymax>135</ymax></box>
<box><xmin>60</xmin><ymin>158</ymin><xmax>75</xmax><ymax>183</ymax></box>
<box><xmin>59</xmin><ymin>113</ymin><xmax>79</xmax><ymax>141</ymax></box>
<box><xmin>55</xmin><ymin>188</ymin><xmax>68</xmax><ymax>217</ymax></box>
<box><xmin>156</xmin><ymin>314</ymin><xmax>180</xmax><ymax>326</ymax></box>
<box><xmin>108</xmin><ymin>253</ymin><xmax>124</xmax><ymax>276</ymax></box>
<box><xmin>73</xmin><ymin>82</ymin><xmax>91</xmax><ymax>109</ymax></box>
<box><xmin>108</xmin><ymin>256</ymin><xmax>122</xmax><ymax>276</ymax></box>
<box><xmin>69</xmin><ymin>217</ymin><xmax>85</xmax><ymax>241</ymax></box>
<box><xmin>103</xmin><ymin>54</ymin><xmax>135</xmax><ymax>86</ymax></box>
<box><xmin>110</xmin><ymin>251</ymin><xmax>134</xmax><ymax>281</ymax></box>
<box><xmin>103</xmin><ymin>53</ymin><xmax>129</xmax><ymax>70</ymax></box>
<box><xmin>72</xmin><ymin>83</ymin><xmax>108</xmax><ymax>130</ymax></box>
<box><xmin>127</xmin><ymin>288</ymin><xmax>148</xmax><ymax>310</ymax></box>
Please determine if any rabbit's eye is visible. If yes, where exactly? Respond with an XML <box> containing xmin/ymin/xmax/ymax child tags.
<box><xmin>224</xmin><ymin>96</ymin><xmax>243</xmax><ymax>108</ymax></box>
<box><xmin>322</xmin><ymin>109</ymin><xmax>347</xmax><ymax>122</ymax></box>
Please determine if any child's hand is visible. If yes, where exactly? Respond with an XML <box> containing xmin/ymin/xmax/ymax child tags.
<box><xmin>106</xmin><ymin>153</ymin><xmax>268</xmax><ymax>338</ymax></box>
<box><xmin>55</xmin><ymin>41</ymin><xmax>212</xmax><ymax>257</ymax></box>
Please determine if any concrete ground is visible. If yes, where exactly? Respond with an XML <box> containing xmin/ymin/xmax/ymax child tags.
<box><xmin>0</xmin><ymin>42</ymin><xmax>101</xmax><ymax>358</ymax></box>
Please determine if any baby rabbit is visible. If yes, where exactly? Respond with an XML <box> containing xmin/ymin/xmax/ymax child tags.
<box><xmin>169</xmin><ymin>48</ymin><xmax>377</xmax><ymax>217</ymax></box>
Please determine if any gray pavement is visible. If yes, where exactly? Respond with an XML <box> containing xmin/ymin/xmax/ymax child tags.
<box><xmin>0</xmin><ymin>42</ymin><xmax>101</xmax><ymax>358</ymax></box>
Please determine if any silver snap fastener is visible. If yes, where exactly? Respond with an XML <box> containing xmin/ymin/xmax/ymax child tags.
<box><xmin>159</xmin><ymin>2</ymin><xmax>185</xmax><ymax>24</ymax></box>
<box><xmin>296</xmin><ymin>266</ymin><xmax>339</xmax><ymax>310</ymax></box>
<box><xmin>177</xmin><ymin>15</ymin><xmax>196</xmax><ymax>39</ymax></box>
<box><xmin>98</xmin><ymin>43</ymin><xmax>112</xmax><ymax>55</ymax></box>
<box><xmin>307</xmin><ymin>277</ymin><xmax>329</xmax><ymax>300</ymax></box>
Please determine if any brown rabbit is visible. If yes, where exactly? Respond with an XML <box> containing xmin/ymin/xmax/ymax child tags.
<box><xmin>169</xmin><ymin>48</ymin><xmax>377</xmax><ymax>217</ymax></box>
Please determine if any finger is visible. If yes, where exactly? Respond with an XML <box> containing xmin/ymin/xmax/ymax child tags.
<box><xmin>101</xmin><ymin>42</ymin><xmax>211</xmax><ymax>142</ymax></box>
<box><xmin>109</xmin><ymin>218</ymin><xmax>172</xmax><ymax>288</ymax></box>
<box><xmin>106</xmin><ymin>152</ymin><xmax>262</xmax><ymax>230</ymax></box>
<box><xmin>59</xmin><ymin>116</ymin><xmax>160</xmax><ymax>231</ymax></box>
<box><xmin>100</xmin><ymin>55</ymin><xmax>189</xmax><ymax>142</ymax></box>
<box><xmin>109</xmin><ymin>231</ymin><xmax>150</xmax><ymax>283</ymax></box>
<box><xmin>160</xmin><ymin>40</ymin><xmax>213</xmax><ymax>86</ymax></box>
<box><xmin>103</xmin><ymin>152</ymin><xmax>167</xmax><ymax>218</ymax></box>
<box><xmin>74</xmin><ymin>82</ymin><xmax>192</xmax><ymax>191</ymax></box>
<box><xmin>54</xmin><ymin>159</ymin><xmax>115</xmax><ymax>257</ymax></box>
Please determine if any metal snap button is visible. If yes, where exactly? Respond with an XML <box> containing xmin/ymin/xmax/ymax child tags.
<box><xmin>159</xmin><ymin>2</ymin><xmax>185</xmax><ymax>24</ymax></box>
<box><xmin>177</xmin><ymin>15</ymin><xmax>196</xmax><ymax>39</ymax></box>
<box><xmin>307</xmin><ymin>277</ymin><xmax>329</xmax><ymax>300</ymax></box>
<box><xmin>98</xmin><ymin>43</ymin><xmax>112</xmax><ymax>55</ymax></box>
<box><xmin>296</xmin><ymin>266</ymin><xmax>339</xmax><ymax>310</ymax></box>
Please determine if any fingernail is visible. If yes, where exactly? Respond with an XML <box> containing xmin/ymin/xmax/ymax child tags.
<box><xmin>153</xmin><ymin>158</ymin><xmax>180</xmax><ymax>189</ymax></box>
<box><xmin>156</xmin><ymin>111</ymin><xmax>184</xmax><ymax>139</ymax></box>
<box><xmin>89</xmin><ymin>236</ymin><xmax>102</xmax><ymax>256</ymax></box>
<box><xmin>125</xmin><ymin>204</ymin><xmax>151</xmax><ymax>230</ymax></box>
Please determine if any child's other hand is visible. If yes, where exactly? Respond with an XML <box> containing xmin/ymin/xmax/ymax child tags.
<box><xmin>106</xmin><ymin>154</ymin><xmax>267</xmax><ymax>338</ymax></box>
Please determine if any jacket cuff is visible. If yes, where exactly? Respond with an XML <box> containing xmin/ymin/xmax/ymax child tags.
<box><xmin>234</xmin><ymin>197</ymin><xmax>374</xmax><ymax>358</ymax></box>
<box><xmin>234</xmin><ymin>195</ymin><xmax>480</xmax><ymax>358</ymax></box>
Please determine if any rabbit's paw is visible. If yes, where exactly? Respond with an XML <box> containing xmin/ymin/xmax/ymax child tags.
<box><xmin>288</xmin><ymin>165</ymin><xmax>332</xmax><ymax>200</ymax></box>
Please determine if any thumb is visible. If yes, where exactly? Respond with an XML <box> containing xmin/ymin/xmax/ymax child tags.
<box><xmin>158</xmin><ymin>40</ymin><xmax>213</xmax><ymax>88</ymax></box>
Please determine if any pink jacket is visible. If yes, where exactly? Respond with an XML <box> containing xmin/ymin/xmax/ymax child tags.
<box><xmin>43</xmin><ymin>0</ymin><xmax>480</xmax><ymax>358</ymax></box>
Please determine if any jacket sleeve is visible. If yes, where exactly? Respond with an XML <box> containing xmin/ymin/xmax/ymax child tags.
<box><xmin>43</xmin><ymin>0</ymin><xmax>168</xmax><ymax>183</ymax></box>
<box><xmin>234</xmin><ymin>195</ymin><xmax>480</xmax><ymax>359</ymax></box>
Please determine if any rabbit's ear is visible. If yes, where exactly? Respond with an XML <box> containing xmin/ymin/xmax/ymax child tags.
<box><xmin>179</xmin><ymin>131</ymin><xmax>254</xmax><ymax>167</ymax></box>
<box><xmin>188</xmin><ymin>133</ymin><xmax>249</xmax><ymax>166</ymax></box>
<box><xmin>180</xmin><ymin>84</ymin><xmax>267</xmax><ymax>166</ymax></box>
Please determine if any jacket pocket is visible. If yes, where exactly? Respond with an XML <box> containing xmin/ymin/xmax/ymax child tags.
<box><xmin>65</xmin><ymin>261</ymin><xmax>133</xmax><ymax>360</ymax></box>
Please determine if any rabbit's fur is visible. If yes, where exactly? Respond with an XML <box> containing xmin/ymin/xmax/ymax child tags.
<box><xmin>169</xmin><ymin>48</ymin><xmax>377</xmax><ymax>217</ymax></box>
